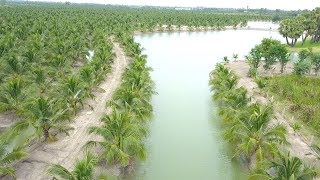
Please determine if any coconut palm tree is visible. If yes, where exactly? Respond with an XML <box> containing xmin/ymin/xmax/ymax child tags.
<box><xmin>0</xmin><ymin>130</ymin><xmax>28</xmax><ymax>178</ymax></box>
<box><xmin>225</xmin><ymin>104</ymin><xmax>287</xmax><ymax>167</ymax></box>
<box><xmin>209</xmin><ymin>63</ymin><xmax>238</xmax><ymax>93</ymax></box>
<box><xmin>0</xmin><ymin>78</ymin><xmax>25</xmax><ymax>113</ymax></box>
<box><xmin>31</xmin><ymin>66</ymin><xmax>48</xmax><ymax>94</ymax></box>
<box><xmin>61</xmin><ymin>76</ymin><xmax>85</xmax><ymax>115</ymax></box>
<box><xmin>110</xmin><ymin>85</ymin><xmax>153</xmax><ymax>121</ymax></box>
<box><xmin>271</xmin><ymin>152</ymin><xmax>317</xmax><ymax>179</ymax></box>
<box><xmin>86</xmin><ymin>110</ymin><xmax>147</xmax><ymax>169</ymax></box>
<box><xmin>249</xmin><ymin>152</ymin><xmax>317</xmax><ymax>180</ymax></box>
<box><xmin>0</xmin><ymin>145</ymin><xmax>27</xmax><ymax>177</ymax></box>
<box><xmin>48</xmin><ymin>152</ymin><xmax>97</xmax><ymax>180</ymax></box>
<box><xmin>213</xmin><ymin>87</ymin><xmax>248</xmax><ymax>108</ymax></box>
<box><xmin>26</xmin><ymin>96</ymin><xmax>72</xmax><ymax>141</ymax></box>
<box><xmin>110</xmin><ymin>55</ymin><xmax>155</xmax><ymax>120</ymax></box>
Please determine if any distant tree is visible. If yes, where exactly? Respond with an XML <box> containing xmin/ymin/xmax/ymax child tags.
<box><xmin>299</xmin><ymin>13</ymin><xmax>317</xmax><ymax>46</ymax></box>
<box><xmin>272</xmin><ymin>14</ymin><xmax>281</xmax><ymax>22</ymax></box>
<box><xmin>232</xmin><ymin>53</ymin><xmax>239</xmax><ymax>62</ymax></box>
<box><xmin>223</xmin><ymin>56</ymin><xmax>229</xmax><ymax>63</ymax></box>
<box><xmin>279</xmin><ymin>18</ymin><xmax>304</xmax><ymax>47</ymax></box>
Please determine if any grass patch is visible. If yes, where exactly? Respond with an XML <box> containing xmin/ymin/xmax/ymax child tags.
<box><xmin>286</xmin><ymin>38</ymin><xmax>320</xmax><ymax>53</ymax></box>
<box><xmin>264</xmin><ymin>75</ymin><xmax>320</xmax><ymax>134</ymax></box>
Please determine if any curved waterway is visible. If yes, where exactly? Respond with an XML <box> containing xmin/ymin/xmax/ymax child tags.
<box><xmin>132</xmin><ymin>29</ymin><xmax>284</xmax><ymax>180</ymax></box>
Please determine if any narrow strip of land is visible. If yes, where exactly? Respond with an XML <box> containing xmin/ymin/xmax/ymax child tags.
<box><xmin>227</xmin><ymin>61</ymin><xmax>319</xmax><ymax>165</ymax></box>
<box><xmin>11</xmin><ymin>39</ymin><xmax>129</xmax><ymax>180</ymax></box>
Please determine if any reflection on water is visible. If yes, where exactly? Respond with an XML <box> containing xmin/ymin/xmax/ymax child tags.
<box><xmin>132</xmin><ymin>29</ymin><xmax>284</xmax><ymax>180</ymax></box>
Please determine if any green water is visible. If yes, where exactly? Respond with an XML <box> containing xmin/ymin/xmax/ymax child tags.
<box><xmin>133</xmin><ymin>29</ymin><xmax>283</xmax><ymax>180</ymax></box>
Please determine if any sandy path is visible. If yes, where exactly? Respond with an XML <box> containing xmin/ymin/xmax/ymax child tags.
<box><xmin>10</xmin><ymin>39</ymin><xmax>129</xmax><ymax>180</ymax></box>
<box><xmin>226</xmin><ymin>61</ymin><xmax>319</xmax><ymax>165</ymax></box>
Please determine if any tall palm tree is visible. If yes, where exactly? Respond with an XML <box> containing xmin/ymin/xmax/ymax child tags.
<box><xmin>48</xmin><ymin>152</ymin><xmax>97</xmax><ymax>180</ymax></box>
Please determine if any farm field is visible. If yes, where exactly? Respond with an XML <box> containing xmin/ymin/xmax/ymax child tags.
<box><xmin>1</xmin><ymin>2</ymin><xmax>320</xmax><ymax>180</ymax></box>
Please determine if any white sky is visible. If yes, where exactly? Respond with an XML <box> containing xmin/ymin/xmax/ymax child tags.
<box><xmin>39</xmin><ymin>0</ymin><xmax>320</xmax><ymax>10</ymax></box>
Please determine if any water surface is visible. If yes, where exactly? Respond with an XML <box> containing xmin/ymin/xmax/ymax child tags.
<box><xmin>133</xmin><ymin>29</ymin><xmax>283</xmax><ymax>180</ymax></box>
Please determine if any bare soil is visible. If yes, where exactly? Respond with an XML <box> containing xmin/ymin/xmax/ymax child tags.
<box><xmin>226</xmin><ymin>61</ymin><xmax>319</xmax><ymax>166</ymax></box>
<box><xmin>9</xmin><ymin>39</ymin><xmax>129</xmax><ymax>180</ymax></box>
<box><xmin>0</xmin><ymin>112</ymin><xmax>19</xmax><ymax>132</ymax></box>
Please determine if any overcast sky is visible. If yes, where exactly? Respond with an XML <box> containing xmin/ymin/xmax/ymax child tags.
<box><xmin>39</xmin><ymin>0</ymin><xmax>320</xmax><ymax>10</ymax></box>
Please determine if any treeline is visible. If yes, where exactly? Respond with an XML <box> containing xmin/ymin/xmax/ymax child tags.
<box><xmin>279</xmin><ymin>7</ymin><xmax>320</xmax><ymax>46</ymax></box>
<box><xmin>209</xmin><ymin>64</ymin><xmax>317</xmax><ymax>179</ymax></box>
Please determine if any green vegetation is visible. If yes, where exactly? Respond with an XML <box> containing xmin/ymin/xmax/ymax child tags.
<box><xmin>48</xmin><ymin>152</ymin><xmax>98</xmax><ymax>180</ymax></box>
<box><xmin>250</xmin><ymin>152</ymin><xmax>317</xmax><ymax>179</ymax></box>
<box><xmin>209</xmin><ymin>64</ymin><xmax>317</xmax><ymax>179</ymax></box>
<box><xmin>263</xmin><ymin>75</ymin><xmax>320</xmax><ymax>134</ymax></box>
<box><xmin>0</xmin><ymin>3</ymin><xmax>275</xmax><ymax>178</ymax></box>
<box><xmin>279</xmin><ymin>7</ymin><xmax>320</xmax><ymax>48</ymax></box>
<box><xmin>247</xmin><ymin>38</ymin><xmax>289</xmax><ymax>74</ymax></box>
<box><xmin>287</xmin><ymin>38</ymin><xmax>320</xmax><ymax>53</ymax></box>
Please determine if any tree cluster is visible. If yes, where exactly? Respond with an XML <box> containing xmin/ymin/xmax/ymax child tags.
<box><xmin>279</xmin><ymin>7</ymin><xmax>320</xmax><ymax>47</ymax></box>
<box><xmin>209</xmin><ymin>64</ymin><xmax>317</xmax><ymax>179</ymax></box>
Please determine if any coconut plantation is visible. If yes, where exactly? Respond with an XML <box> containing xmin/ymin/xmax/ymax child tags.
<box><xmin>0</xmin><ymin>1</ymin><xmax>320</xmax><ymax>180</ymax></box>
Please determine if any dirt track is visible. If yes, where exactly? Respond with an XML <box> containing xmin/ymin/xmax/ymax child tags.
<box><xmin>10</xmin><ymin>39</ymin><xmax>129</xmax><ymax>180</ymax></box>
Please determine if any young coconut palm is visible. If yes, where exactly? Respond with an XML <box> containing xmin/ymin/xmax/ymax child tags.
<box><xmin>0</xmin><ymin>145</ymin><xmax>27</xmax><ymax>177</ymax></box>
<box><xmin>0</xmin><ymin>130</ymin><xmax>28</xmax><ymax>178</ymax></box>
<box><xmin>270</xmin><ymin>152</ymin><xmax>317</xmax><ymax>179</ymax></box>
<box><xmin>61</xmin><ymin>76</ymin><xmax>85</xmax><ymax>115</ymax></box>
<box><xmin>48</xmin><ymin>152</ymin><xmax>97</xmax><ymax>180</ymax></box>
<box><xmin>226</xmin><ymin>104</ymin><xmax>287</xmax><ymax>167</ymax></box>
<box><xmin>110</xmin><ymin>85</ymin><xmax>153</xmax><ymax>121</ymax></box>
<box><xmin>86</xmin><ymin>110</ymin><xmax>147</xmax><ymax>169</ymax></box>
<box><xmin>27</xmin><ymin>96</ymin><xmax>72</xmax><ymax>142</ymax></box>
<box><xmin>249</xmin><ymin>152</ymin><xmax>317</xmax><ymax>180</ymax></box>
<box><xmin>0</xmin><ymin>78</ymin><xmax>25</xmax><ymax>113</ymax></box>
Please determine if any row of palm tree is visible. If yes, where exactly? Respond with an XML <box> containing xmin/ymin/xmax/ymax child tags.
<box><xmin>0</xmin><ymin>5</ymin><xmax>116</xmax><ymax>177</ymax></box>
<box><xmin>209</xmin><ymin>64</ymin><xmax>317</xmax><ymax>179</ymax></box>
<box><xmin>48</xmin><ymin>35</ymin><xmax>155</xmax><ymax>179</ymax></box>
